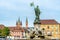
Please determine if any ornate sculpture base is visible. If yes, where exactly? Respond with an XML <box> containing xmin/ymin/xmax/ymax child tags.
<box><xmin>34</xmin><ymin>19</ymin><xmax>41</xmax><ymax>24</ymax></box>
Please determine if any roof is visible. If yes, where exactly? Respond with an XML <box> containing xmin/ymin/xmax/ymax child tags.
<box><xmin>0</xmin><ymin>25</ymin><xmax>24</xmax><ymax>32</ymax></box>
<box><xmin>40</xmin><ymin>19</ymin><xmax>59</xmax><ymax>24</ymax></box>
<box><xmin>9</xmin><ymin>27</ymin><xmax>24</xmax><ymax>32</ymax></box>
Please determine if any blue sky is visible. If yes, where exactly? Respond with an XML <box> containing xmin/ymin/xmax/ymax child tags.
<box><xmin>0</xmin><ymin>0</ymin><xmax>60</xmax><ymax>27</ymax></box>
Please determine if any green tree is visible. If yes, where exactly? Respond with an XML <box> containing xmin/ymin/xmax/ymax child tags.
<box><xmin>1</xmin><ymin>27</ymin><xmax>10</xmax><ymax>37</ymax></box>
<box><xmin>0</xmin><ymin>29</ymin><xmax>2</xmax><ymax>36</ymax></box>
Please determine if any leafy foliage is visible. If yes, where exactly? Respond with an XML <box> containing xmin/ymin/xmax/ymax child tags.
<box><xmin>0</xmin><ymin>29</ymin><xmax>2</xmax><ymax>36</ymax></box>
<box><xmin>0</xmin><ymin>27</ymin><xmax>10</xmax><ymax>36</ymax></box>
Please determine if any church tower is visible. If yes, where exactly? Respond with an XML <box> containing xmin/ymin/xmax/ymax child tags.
<box><xmin>26</xmin><ymin>17</ymin><xmax>28</xmax><ymax>29</ymax></box>
<box><xmin>16</xmin><ymin>17</ymin><xmax>22</xmax><ymax>27</ymax></box>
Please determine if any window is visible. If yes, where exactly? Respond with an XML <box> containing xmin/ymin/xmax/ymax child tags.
<box><xmin>56</xmin><ymin>32</ymin><xmax>58</xmax><ymax>34</ymax></box>
<box><xmin>42</xmin><ymin>28</ymin><xmax>45</xmax><ymax>31</ymax></box>
<box><xmin>47</xmin><ymin>26</ymin><xmax>49</xmax><ymax>29</ymax></box>
<box><xmin>47</xmin><ymin>31</ymin><xmax>52</xmax><ymax>36</ymax></box>
<box><xmin>52</xmin><ymin>25</ymin><xmax>54</xmax><ymax>29</ymax></box>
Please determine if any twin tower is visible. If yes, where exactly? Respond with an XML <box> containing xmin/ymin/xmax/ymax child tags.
<box><xmin>16</xmin><ymin>17</ymin><xmax>28</xmax><ymax>28</ymax></box>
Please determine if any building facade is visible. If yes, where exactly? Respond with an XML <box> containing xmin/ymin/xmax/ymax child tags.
<box><xmin>34</xmin><ymin>19</ymin><xmax>60</xmax><ymax>39</ymax></box>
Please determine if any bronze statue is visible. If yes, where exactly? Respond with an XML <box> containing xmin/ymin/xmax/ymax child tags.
<box><xmin>34</xmin><ymin>6</ymin><xmax>40</xmax><ymax>21</ymax></box>
<box><xmin>30</xmin><ymin>2</ymin><xmax>41</xmax><ymax>23</ymax></box>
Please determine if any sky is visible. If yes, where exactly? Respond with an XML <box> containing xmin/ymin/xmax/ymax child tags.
<box><xmin>0</xmin><ymin>0</ymin><xmax>60</xmax><ymax>27</ymax></box>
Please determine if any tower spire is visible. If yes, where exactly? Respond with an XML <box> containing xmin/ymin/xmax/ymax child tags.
<box><xmin>18</xmin><ymin>17</ymin><xmax>20</xmax><ymax>22</ymax></box>
<box><xmin>16</xmin><ymin>17</ymin><xmax>22</xmax><ymax>27</ymax></box>
<box><xmin>26</xmin><ymin>17</ymin><xmax>28</xmax><ymax>29</ymax></box>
